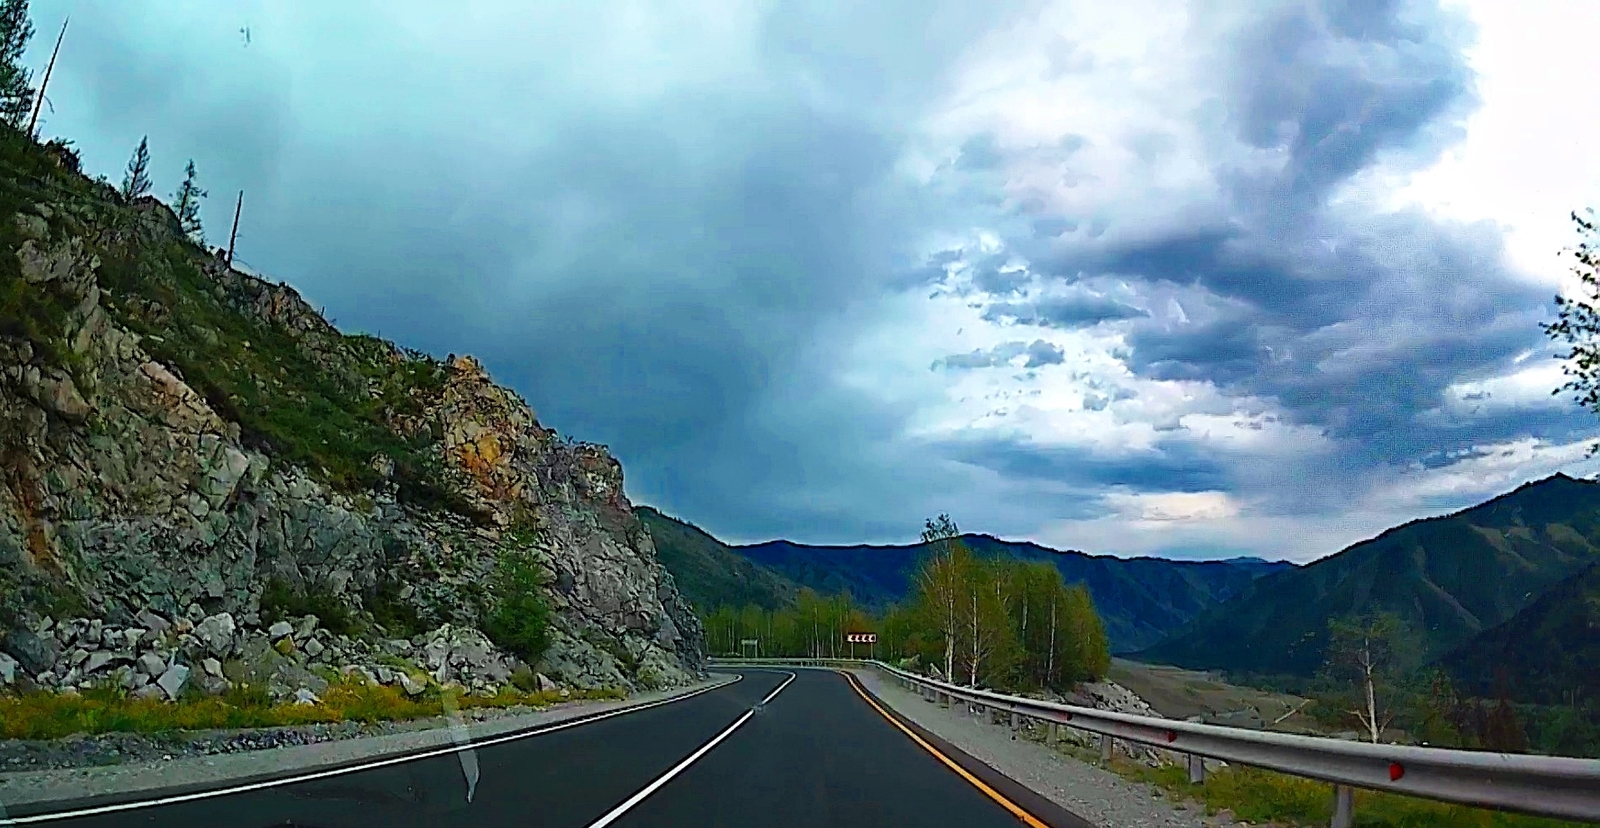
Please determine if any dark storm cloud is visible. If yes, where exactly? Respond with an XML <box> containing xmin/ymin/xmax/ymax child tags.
<box><xmin>982</xmin><ymin>292</ymin><xmax>1149</xmax><ymax>328</ymax></box>
<box><xmin>945</xmin><ymin>436</ymin><xmax>1231</xmax><ymax>493</ymax></box>
<box><xmin>36</xmin><ymin>0</ymin><xmax>1057</xmax><ymax>545</ymax></box>
<box><xmin>1024</xmin><ymin>339</ymin><xmax>1066</xmax><ymax>367</ymax></box>
<box><xmin>954</xmin><ymin>133</ymin><xmax>1006</xmax><ymax>171</ymax></box>
<box><xmin>969</xmin><ymin>259</ymin><xmax>1032</xmax><ymax>295</ymax></box>
<box><xmin>991</xmin><ymin>0</ymin><xmax>1583</xmax><ymax>481</ymax></box>
<box><xmin>40</xmin><ymin>0</ymin><xmax>1591</xmax><ymax>554</ymax></box>
<box><xmin>933</xmin><ymin>338</ymin><xmax>1064</xmax><ymax>371</ymax></box>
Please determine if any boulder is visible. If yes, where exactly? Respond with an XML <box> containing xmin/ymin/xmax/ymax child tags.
<box><xmin>193</xmin><ymin>613</ymin><xmax>237</xmax><ymax>658</ymax></box>
<box><xmin>303</xmin><ymin>637</ymin><xmax>325</xmax><ymax>658</ymax></box>
<box><xmin>535</xmin><ymin>672</ymin><xmax>558</xmax><ymax>693</ymax></box>
<box><xmin>226</xmin><ymin>636</ymin><xmax>328</xmax><ymax>702</ymax></box>
<box><xmin>3</xmin><ymin>628</ymin><xmax>60</xmax><ymax>674</ymax></box>
<box><xmin>193</xmin><ymin>672</ymin><xmax>231</xmax><ymax>696</ymax></box>
<box><xmin>294</xmin><ymin>615</ymin><xmax>319</xmax><ymax>641</ymax></box>
<box><xmin>131</xmin><ymin>684</ymin><xmax>164</xmax><ymax>700</ymax></box>
<box><xmin>0</xmin><ymin>651</ymin><xmax>17</xmax><ymax>684</ymax></box>
<box><xmin>137</xmin><ymin>652</ymin><xmax>167</xmax><ymax>676</ymax></box>
<box><xmin>156</xmin><ymin>663</ymin><xmax>191</xmax><ymax>700</ymax></box>
<box><xmin>267</xmin><ymin>620</ymin><xmax>294</xmax><ymax>640</ymax></box>
<box><xmin>293</xmin><ymin>687</ymin><xmax>320</xmax><ymax>705</ymax></box>
<box><xmin>136</xmin><ymin>610</ymin><xmax>171</xmax><ymax>636</ymax></box>
<box><xmin>202</xmin><ymin>657</ymin><xmax>224</xmax><ymax>677</ymax></box>
<box><xmin>398</xmin><ymin>671</ymin><xmax>426</xmax><ymax>696</ymax></box>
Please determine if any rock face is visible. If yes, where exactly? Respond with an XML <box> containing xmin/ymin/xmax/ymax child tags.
<box><xmin>0</xmin><ymin>142</ymin><xmax>704</xmax><ymax>702</ymax></box>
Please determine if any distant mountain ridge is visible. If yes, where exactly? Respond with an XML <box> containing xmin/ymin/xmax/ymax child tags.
<box><xmin>1136</xmin><ymin>473</ymin><xmax>1600</xmax><ymax>678</ymax></box>
<box><xmin>726</xmin><ymin>532</ymin><xmax>1295</xmax><ymax>654</ymax></box>
<box><xmin>635</xmin><ymin>507</ymin><xmax>801</xmax><ymax>613</ymax></box>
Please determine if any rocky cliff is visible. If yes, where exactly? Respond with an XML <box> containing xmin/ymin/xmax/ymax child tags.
<box><xmin>0</xmin><ymin>132</ymin><xmax>704</xmax><ymax>702</ymax></box>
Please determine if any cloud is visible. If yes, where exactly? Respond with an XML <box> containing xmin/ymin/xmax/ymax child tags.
<box><xmin>45</xmin><ymin>0</ymin><xmax>1600</xmax><ymax>559</ymax></box>
<box><xmin>933</xmin><ymin>338</ymin><xmax>1065</xmax><ymax>370</ymax></box>
<box><xmin>983</xmin><ymin>290</ymin><xmax>1149</xmax><ymax>328</ymax></box>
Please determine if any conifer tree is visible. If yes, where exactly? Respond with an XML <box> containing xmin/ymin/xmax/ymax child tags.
<box><xmin>172</xmin><ymin>158</ymin><xmax>207</xmax><ymax>241</ymax></box>
<box><xmin>120</xmin><ymin>136</ymin><xmax>152</xmax><ymax>199</ymax></box>
<box><xmin>0</xmin><ymin>0</ymin><xmax>33</xmax><ymax>129</ymax></box>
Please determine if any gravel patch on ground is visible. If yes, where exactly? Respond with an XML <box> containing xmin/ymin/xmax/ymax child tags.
<box><xmin>0</xmin><ymin>676</ymin><xmax>732</xmax><ymax>813</ymax></box>
<box><xmin>850</xmin><ymin>669</ymin><xmax>1263</xmax><ymax>828</ymax></box>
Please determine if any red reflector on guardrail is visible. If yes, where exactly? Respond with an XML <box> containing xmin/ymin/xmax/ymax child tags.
<box><xmin>1390</xmin><ymin>763</ymin><xmax>1405</xmax><ymax>781</ymax></box>
<box><xmin>1166</xmin><ymin>731</ymin><xmax>1177</xmax><ymax>743</ymax></box>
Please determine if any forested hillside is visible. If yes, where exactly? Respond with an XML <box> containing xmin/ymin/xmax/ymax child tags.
<box><xmin>1137</xmin><ymin>474</ymin><xmax>1600</xmax><ymax>678</ymax></box>
<box><xmin>732</xmin><ymin>534</ymin><xmax>1291</xmax><ymax>653</ymax></box>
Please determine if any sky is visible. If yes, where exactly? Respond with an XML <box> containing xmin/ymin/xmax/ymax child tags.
<box><xmin>28</xmin><ymin>0</ymin><xmax>1600</xmax><ymax>563</ymax></box>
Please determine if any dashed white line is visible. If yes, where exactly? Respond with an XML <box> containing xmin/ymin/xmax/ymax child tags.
<box><xmin>582</xmin><ymin>671</ymin><xmax>796</xmax><ymax>828</ymax></box>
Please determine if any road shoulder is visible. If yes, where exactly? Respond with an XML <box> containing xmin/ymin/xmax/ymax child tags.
<box><xmin>848</xmin><ymin>669</ymin><xmax>1254</xmax><ymax>828</ymax></box>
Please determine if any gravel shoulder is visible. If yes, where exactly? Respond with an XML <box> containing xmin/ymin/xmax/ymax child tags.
<box><xmin>849</xmin><ymin>669</ymin><xmax>1257</xmax><ymax>828</ymax></box>
<box><xmin>0</xmin><ymin>675</ymin><xmax>733</xmax><ymax>813</ymax></box>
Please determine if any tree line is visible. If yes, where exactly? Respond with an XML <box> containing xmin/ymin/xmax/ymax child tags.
<box><xmin>703</xmin><ymin>515</ymin><xmax>1110</xmax><ymax>694</ymax></box>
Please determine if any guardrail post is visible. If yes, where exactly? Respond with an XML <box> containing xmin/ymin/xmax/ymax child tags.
<box><xmin>1047</xmin><ymin>722</ymin><xmax>1059</xmax><ymax>746</ymax></box>
<box><xmin>1009</xmin><ymin>711</ymin><xmax>1018</xmax><ymax>730</ymax></box>
<box><xmin>1187</xmin><ymin>753</ymin><xmax>1205</xmax><ymax>784</ymax></box>
<box><xmin>1099</xmin><ymin>733</ymin><xmax>1112</xmax><ymax>763</ymax></box>
<box><xmin>1330</xmin><ymin>785</ymin><xmax>1354</xmax><ymax>828</ymax></box>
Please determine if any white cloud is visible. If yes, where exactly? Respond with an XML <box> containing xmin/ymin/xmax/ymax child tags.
<box><xmin>1385</xmin><ymin>0</ymin><xmax>1600</xmax><ymax>293</ymax></box>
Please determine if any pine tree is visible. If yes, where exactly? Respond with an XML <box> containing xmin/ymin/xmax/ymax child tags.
<box><xmin>172</xmin><ymin>158</ymin><xmax>207</xmax><ymax>242</ymax></box>
<box><xmin>0</xmin><ymin>0</ymin><xmax>33</xmax><ymax>129</ymax></box>
<box><xmin>121</xmin><ymin>136</ymin><xmax>151</xmax><ymax>200</ymax></box>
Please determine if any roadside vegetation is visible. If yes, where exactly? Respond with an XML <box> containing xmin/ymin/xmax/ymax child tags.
<box><xmin>1102</xmin><ymin>755</ymin><xmax>1585</xmax><ymax>828</ymax></box>
<box><xmin>0</xmin><ymin>676</ymin><xmax>624</xmax><ymax>740</ymax></box>
<box><xmin>703</xmin><ymin>514</ymin><xmax>1112</xmax><ymax>694</ymax></box>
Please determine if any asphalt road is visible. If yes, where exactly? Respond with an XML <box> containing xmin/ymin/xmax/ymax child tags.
<box><xmin>2</xmin><ymin>670</ymin><xmax>1092</xmax><ymax>828</ymax></box>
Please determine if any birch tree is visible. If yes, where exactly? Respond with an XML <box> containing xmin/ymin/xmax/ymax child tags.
<box><xmin>1324</xmin><ymin>612</ymin><xmax>1408</xmax><ymax>744</ymax></box>
<box><xmin>915</xmin><ymin>514</ymin><xmax>966</xmax><ymax>681</ymax></box>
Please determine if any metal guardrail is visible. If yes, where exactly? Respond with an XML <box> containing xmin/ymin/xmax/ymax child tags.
<box><xmin>709</xmin><ymin>658</ymin><xmax>1600</xmax><ymax>826</ymax></box>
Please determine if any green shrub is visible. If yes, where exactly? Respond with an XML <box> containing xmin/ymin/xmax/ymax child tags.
<box><xmin>366</xmin><ymin>578</ymin><xmax>423</xmax><ymax>638</ymax></box>
<box><xmin>1105</xmin><ymin>757</ymin><xmax>1586</xmax><ymax>828</ymax></box>
<box><xmin>0</xmin><ymin>677</ymin><xmax>626</xmax><ymax>739</ymax></box>
<box><xmin>510</xmin><ymin>664</ymin><xmax>540</xmax><ymax>693</ymax></box>
<box><xmin>259</xmin><ymin>578</ymin><xmax>353</xmax><ymax>636</ymax></box>
<box><xmin>482</xmin><ymin>554</ymin><xmax>551</xmax><ymax>663</ymax></box>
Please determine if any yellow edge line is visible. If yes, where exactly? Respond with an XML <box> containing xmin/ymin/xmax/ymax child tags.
<box><xmin>838</xmin><ymin>670</ymin><xmax>1050</xmax><ymax>828</ymax></box>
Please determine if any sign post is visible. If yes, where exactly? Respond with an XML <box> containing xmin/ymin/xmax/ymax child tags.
<box><xmin>845</xmin><ymin>632</ymin><xmax>877</xmax><ymax>661</ymax></box>
<box><xmin>739</xmin><ymin>638</ymin><xmax>759</xmax><ymax>659</ymax></box>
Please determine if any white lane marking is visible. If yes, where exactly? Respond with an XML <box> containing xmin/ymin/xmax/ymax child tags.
<box><xmin>582</xmin><ymin>671</ymin><xmax>796</xmax><ymax>828</ymax></box>
<box><xmin>0</xmin><ymin>675</ymin><xmax>744</xmax><ymax>826</ymax></box>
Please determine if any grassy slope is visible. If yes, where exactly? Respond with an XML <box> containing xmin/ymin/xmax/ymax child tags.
<box><xmin>636</xmin><ymin>507</ymin><xmax>801</xmax><ymax>613</ymax></box>
<box><xmin>1136</xmin><ymin>474</ymin><xmax>1600</xmax><ymax>678</ymax></box>
<box><xmin>732</xmin><ymin>535</ymin><xmax>1294</xmax><ymax>654</ymax></box>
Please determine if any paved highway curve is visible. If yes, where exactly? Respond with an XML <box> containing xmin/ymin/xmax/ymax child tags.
<box><xmin>2</xmin><ymin>669</ymin><xmax>1093</xmax><ymax>828</ymax></box>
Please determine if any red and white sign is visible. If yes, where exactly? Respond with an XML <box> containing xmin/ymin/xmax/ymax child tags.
<box><xmin>846</xmin><ymin>633</ymin><xmax>877</xmax><ymax>644</ymax></box>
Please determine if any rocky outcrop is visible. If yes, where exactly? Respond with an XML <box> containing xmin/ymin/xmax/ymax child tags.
<box><xmin>0</xmin><ymin>145</ymin><xmax>704</xmax><ymax>703</ymax></box>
